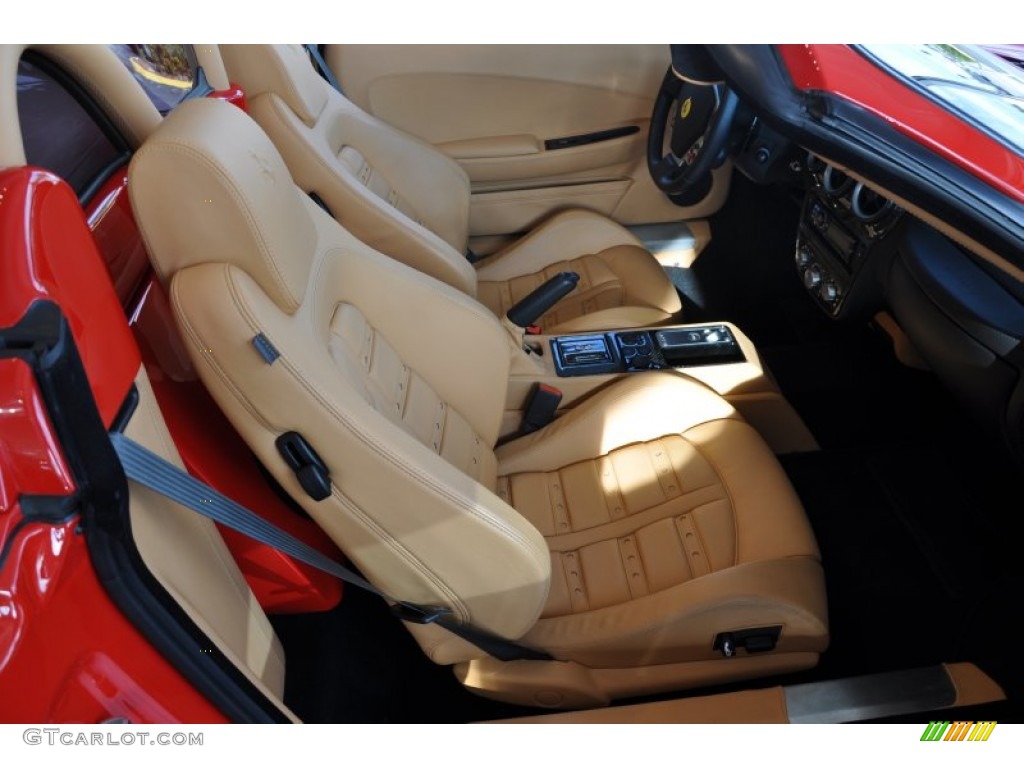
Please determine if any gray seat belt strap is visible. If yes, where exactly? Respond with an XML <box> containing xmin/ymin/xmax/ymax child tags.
<box><xmin>108</xmin><ymin>432</ymin><xmax>552</xmax><ymax>662</ymax></box>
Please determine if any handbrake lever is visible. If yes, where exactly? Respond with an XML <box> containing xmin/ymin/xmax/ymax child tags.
<box><xmin>506</xmin><ymin>272</ymin><xmax>580</xmax><ymax>329</ymax></box>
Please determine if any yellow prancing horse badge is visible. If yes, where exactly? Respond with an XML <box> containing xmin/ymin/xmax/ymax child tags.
<box><xmin>680</xmin><ymin>97</ymin><xmax>693</xmax><ymax>120</ymax></box>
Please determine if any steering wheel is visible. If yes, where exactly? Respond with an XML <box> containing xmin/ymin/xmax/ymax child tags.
<box><xmin>647</xmin><ymin>66</ymin><xmax>739</xmax><ymax>203</ymax></box>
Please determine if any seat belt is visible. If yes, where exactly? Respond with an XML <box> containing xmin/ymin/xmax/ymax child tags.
<box><xmin>109</xmin><ymin>432</ymin><xmax>552</xmax><ymax>663</ymax></box>
<box><xmin>304</xmin><ymin>44</ymin><xmax>344</xmax><ymax>95</ymax></box>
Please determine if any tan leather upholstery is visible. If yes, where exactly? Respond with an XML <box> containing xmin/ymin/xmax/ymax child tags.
<box><xmin>219</xmin><ymin>44</ymin><xmax>681</xmax><ymax>334</ymax></box>
<box><xmin>129</xmin><ymin>98</ymin><xmax>828</xmax><ymax>706</ymax></box>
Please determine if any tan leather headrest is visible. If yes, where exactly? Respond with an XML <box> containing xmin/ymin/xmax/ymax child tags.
<box><xmin>219</xmin><ymin>44</ymin><xmax>329</xmax><ymax>127</ymax></box>
<box><xmin>129</xmin><ymin>97</ymin><xmax>316</xmax><ymax>313</ymax></box>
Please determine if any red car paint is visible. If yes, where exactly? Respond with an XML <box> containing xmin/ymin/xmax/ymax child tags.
<box><xmin>778</xmin><ymin>44</ymin><xmax>1024</xmax><ymax>203</ymax></box>
<box><xmin>0</xmin><ymin>167</ymin><xmax>229</xmax><ymax>723</ymax></box>
<box><xmin>209</xmin><ymin>84</ymin><xmax>249</xmax><ymax>112</ymax></box>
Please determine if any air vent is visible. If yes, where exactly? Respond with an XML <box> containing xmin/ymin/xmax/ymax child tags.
<box><xmin>851</xmin><ymin>182</ymin><xmax>894</xmax><ymax>223</ymax></box>
<box><xmin>821</xmin><ymin>165</ymin><xmax>853</xmax><ymax>197</ymax></box>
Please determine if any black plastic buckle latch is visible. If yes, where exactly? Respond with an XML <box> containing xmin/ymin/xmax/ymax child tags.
<box><xmin>276</xmin><ymin>431</ymin><xmax>332</xmax><ymax>501</ymax></box>
<box><xmin>521</xmin><ymin>383</ymin><xmax>563</xmax><ymax>435</ymax></box>
<box><xmin>714</xmin><ymin>626</ymin><xmax>782</xmax><ymax>658</ymax></box>
<box><xmin>391</xmin><ymin>602</ymin><xmax>452</xmax><ymax>625</ymax></box>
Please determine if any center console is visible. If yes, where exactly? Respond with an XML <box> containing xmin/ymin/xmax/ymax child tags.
<box><xmin>504</xmin><ymin>321</ymin><xmax>818</xmax><ymax>455</ymax></box>
<box><xmin>552</xmin><ymin>325</ymin><xmax>743</xmax><ymax>376</ymax></box>
<box><xmin>796</xmin><ymin>156</ymin><xmax>904</xmax><ymax>318</ymax></box>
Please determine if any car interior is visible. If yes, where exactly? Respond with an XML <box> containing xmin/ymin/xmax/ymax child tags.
<box><xmin>2</xmin><ymin>43</ymin><xmax>1021</xmax><ymax>724</ymax></box>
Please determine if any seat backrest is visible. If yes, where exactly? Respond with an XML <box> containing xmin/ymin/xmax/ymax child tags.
<box><xmin>219</xmin><ymin>44</ymin><xmax>479</xmax><ymax>298</ymax></box>
<box><xmin>128</xmin><ymin>98</ymin><xmax>550</xmax><ymax>658</ymax></box>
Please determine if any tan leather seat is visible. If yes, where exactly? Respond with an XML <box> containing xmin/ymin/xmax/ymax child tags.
<box><xmin>128</xmin><ymin>98</ymin><xmax>828</xmax><ymax>708</ymax></box>
<box><xmin>217</xmin><ymin>44</ymin><xmax>682</xmax><ymax>335</ymax></box>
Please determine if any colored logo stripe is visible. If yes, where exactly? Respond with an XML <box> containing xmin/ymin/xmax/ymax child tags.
<box><xmin>920</xmin><ymin>721</ymin><xmax>996</xmax><ymax>742</ymax></box>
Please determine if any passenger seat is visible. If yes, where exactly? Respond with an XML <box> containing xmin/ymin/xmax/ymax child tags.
<box><xmin>128</xmin><ymin>98</ymin><xmax>828</xmax><ymax>709</ymax></box>
<box><xmin>218</xmin><ymin>44</ymin><xmax>682</xmax><ymax>334</ymax></box>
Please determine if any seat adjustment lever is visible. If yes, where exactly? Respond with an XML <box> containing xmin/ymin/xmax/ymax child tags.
<box><xmin>276</xmin><ymin>431</ymin><xmax>332</xmax><ymax>501</ymax></box>
<box><xmin>714</xmin><ymin>626</ymin><xmax>782</xmax><ymax>657</ymax></box>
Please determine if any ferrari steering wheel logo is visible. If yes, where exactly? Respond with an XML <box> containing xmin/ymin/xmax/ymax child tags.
<box><xmin>680</xmin><ymin>97</ymin><xmax>693</xmax><ymax>120</ymax></box>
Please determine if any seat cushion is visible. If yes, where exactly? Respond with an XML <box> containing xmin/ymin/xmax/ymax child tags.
<box><xmin>475</xmin><ymin>210</ymin><xmax>682</xmax><ymax>333</ymax></box>
<box><xmin>495</xmin><ymin>372</ymin><xmax>828</xmax><ymax>668</ymax></box>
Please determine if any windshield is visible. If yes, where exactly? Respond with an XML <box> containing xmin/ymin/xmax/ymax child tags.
<box><xmin>859</xmin><ymin>44</ymin><xmax>1024</xmax><ymax>156</ymax></box>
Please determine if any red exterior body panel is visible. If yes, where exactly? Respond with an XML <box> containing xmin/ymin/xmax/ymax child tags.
<box><xmin>83</xmin><ymin>169</ymin><xmax>150</xmax><ymax>307</ymax></box>
<box><xmin>0</xmin><ymin>168</ymin><xmax>141</xmax><ymax>426</ymax></box>
<box><xmin>0</xmin><ymin>168</ymin><xmax>229</xmax><ymax>723</ymax></box>
<box><xmin>209</xmin><ymin>84</ymin><xmax>249</xmax><ymax>112</ymax></box>
<box><xmin>0</xmin><ymin>515</ymin><xmax>228</xmax><ymax>723</ymax></box>
<box><xmin>778</xmin><ymin>45</ymin><xmax>1024</xmax><ymax>202</ymax></box>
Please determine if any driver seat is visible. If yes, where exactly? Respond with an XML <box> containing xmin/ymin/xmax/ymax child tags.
<box><xmin>218</xmin><ymin>44</ymin><xmax>682</xmax><ymax>335</ymax></box>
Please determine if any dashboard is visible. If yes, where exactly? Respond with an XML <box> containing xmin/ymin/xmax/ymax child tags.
<box><xmin>795</xmin><ymin>156</ymin><xmax>904</xmax><ymax>318</ymax></box>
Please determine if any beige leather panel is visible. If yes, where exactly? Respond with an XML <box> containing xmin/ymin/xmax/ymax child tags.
<box><xmin>221</xmin><ymin>43</ymin><xmax>326</xmax><ymax>126</ymax></box>
<box><xmin>522</xmin><ymin>557</ymin><xmax>827</xmax><ymax>668</ymax></box>
<box><xmin>497</xmin><ymin>372</ymin><xmax>736</xmax><ymax>475</ymax></box>
<box><xmin>125</xmin><ymin>366</ymin><xmax>289</xmax><ymax>704</ymax></box>
<box><xmin>245</xmin><ymin>91</ymin><xmax>477</xmax><ymax>296</ymax></box>
<box><xmin>456</xmin><ymin>651</ymin><xmax>818</xmax><ymax>709</ymax></box>
<box><xmin>945</xmin><ymin>662</ymin><xmax>1006</xmax><ymax>706</ymax></box>
<box><xmin>330</xmin><ymin>46</ymin><xmax>668</xmax><ymax>142</ymax></box>
<box><xmin>475</xmin><ymin>209</ymin><xmax>640</xmax><ymax>279</ymax></box>
<box><xmin>129</xmin><ymin>98</ymin><xmax>317</xmax><ymax>314</ymax></box>
<box><xmin>222</xmin><ymin>43</ymin><xmax>478</xmax><ymax>295</ymax></box>
<box><xmin>493</xmin><ymin>686</ymin><xmax>789</xmax><ymax>723</ymax></box>
<box><xmin>194</xmin><ymin>44</ymin><xmax>230</xmax><ymax>91</ymax></box>
<box><xmin>468</xmin><ymin>180</ymin><xmax>632</xmax><ymax>237</ymax></box>
<box><xmin>1</xmin><ymin>44</ymin><xmax>161</xmax><ymax>167</ymax></box>
<box><xmin>327</xmin><ymin>45</ymin><xmax>729</xmax><ymax>227</ymax></box>
<box><xmin>327</xmin><ymin>302</ymin><xmax>496</xmax><ymax>485</ymax></box>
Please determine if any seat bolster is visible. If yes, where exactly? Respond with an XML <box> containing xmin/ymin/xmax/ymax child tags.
<box><xmin>497</xmin><ymin>372</ymin><xmax>737</xmax><ymax>475</ymax></box>
<box><xmin>474</xmin><ymin>210</ymin><xmax>645</xmax><ymax>281</ymax></box>
<box><xmin>220</xmin><ymin>43</ymin><xmax>328</xmax><ymax>126</ymax></box>
<box><xmin>521</xmin><ymin>557</ymin><xmax>829</xmax><ymax>668</ymax></box>
<box><xmin>249</xmin><ymin>92</ymin><xmax>478</xmax><ymax>296</ymax></box>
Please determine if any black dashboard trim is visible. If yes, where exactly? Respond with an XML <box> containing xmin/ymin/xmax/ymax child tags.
<box><xmin>703</xmin><ymin>45</ymin><xmax>1024</xmax><ymax>271</ymax></box>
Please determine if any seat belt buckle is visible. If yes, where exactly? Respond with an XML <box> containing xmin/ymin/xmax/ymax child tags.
<box><xmin>520</xmin><ymin>383</ymin><xmax>562</xmax><ymax>435</ymax></box>
<box><xmin>391</xmin><ymin>602</ymin><xmax>451</xmax><ymax>625</ymax></box>
<box><xmin>525</xmin><ymin>325</ymin><xmax>542</xmax><ymax>335</ymax></box>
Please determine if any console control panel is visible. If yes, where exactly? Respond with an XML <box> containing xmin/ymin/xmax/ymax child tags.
<box><xmin>798</xmin><ymin>155</ymin><xmax>903</xmax><ymax>318</ymax></box>
<box><xmin>552</xmin><ymin>325</ymin><xmax>743</xmax><ymax>377</ymax></box>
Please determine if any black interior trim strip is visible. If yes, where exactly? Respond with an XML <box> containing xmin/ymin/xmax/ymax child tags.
<box><xmin>545</xmin><ymin>125</ymin><xmax>639</xmax><ymax>151</ymax></box>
